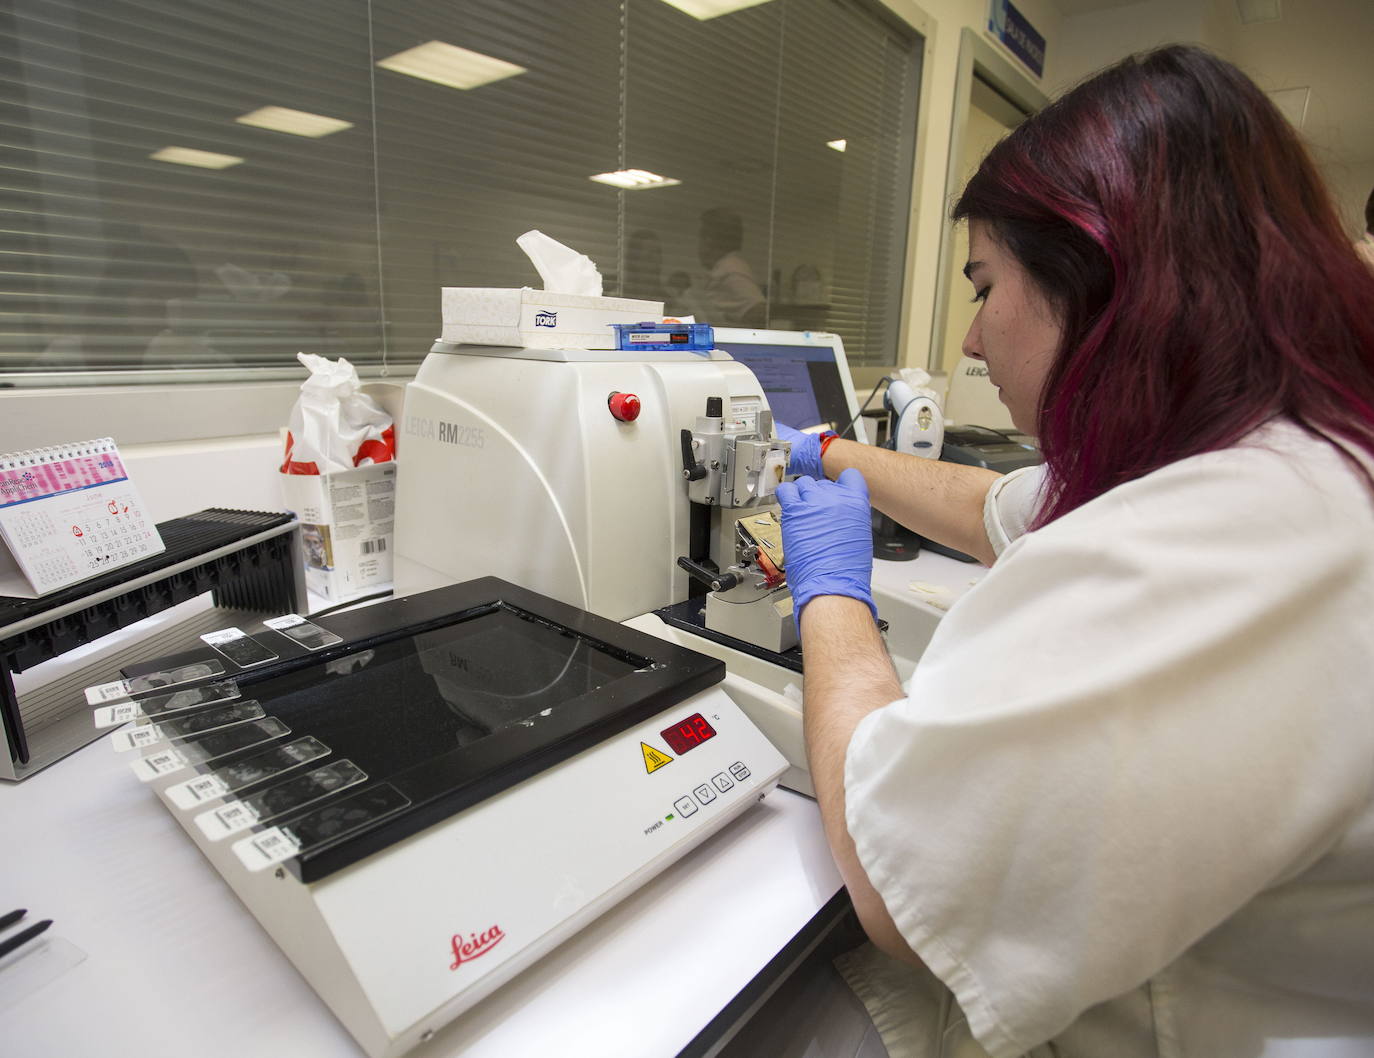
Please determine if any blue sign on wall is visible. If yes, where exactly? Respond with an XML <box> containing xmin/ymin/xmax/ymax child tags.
<box><xmin>988</xmin><ymin>0</ymin><xmax>1046</xmax><ymax>78</ymax></box>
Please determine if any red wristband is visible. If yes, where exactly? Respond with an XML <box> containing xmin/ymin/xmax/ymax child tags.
<box><xmin>818</xmin><ymin>431</ymin><xmax>840</xmax><ymax>460</ymax></box>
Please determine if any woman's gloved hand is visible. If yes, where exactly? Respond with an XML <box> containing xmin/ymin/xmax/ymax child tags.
<box><xmin>775</xmin><ymin>422</ymin><xmax>824</xmax><ymax>480</ymax></box>
<box><xmin>776</xmin><ymin>468</ymin><xmax>877</xmax><ymax>621</ymax></box>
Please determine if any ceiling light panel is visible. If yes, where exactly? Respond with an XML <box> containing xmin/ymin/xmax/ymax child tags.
<box><xmin>827</xmin><ymin>139</ymin><xmax>847</xmax><ymax>152</ymax></box>
<box><xmin>658</xmin><ymin>0</ymin><xmax>777</xmax><ymax>19</ymax></box>
<box><xmin>236</xmin><ymin>106</ymin><xmax>353</xmax><ymax>138</ymax></box>
<box><xmin>150</xmin><ymin>146</ymin><xmax>244</xmax><ymax>169</ymax></box>
<box><xmin>589</xmin><ymin>169</ymin><xmax>682</xmax><ymax>190</ymax></box>
<box><xmin>375</xmin><ymin>41</ymin><xmax>527</xmax><ymax>91</ymax></box>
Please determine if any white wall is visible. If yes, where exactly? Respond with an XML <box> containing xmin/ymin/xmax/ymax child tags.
<box><xmin>939</xmin><ymin>98</ymin><xmax>1019</xmax><ymax>376</ymax></box>
<box><xmin>0</xmin><ymin>380</ymin><xmax>297</xmax><ymax>523</ymax></box>
<box><xmin>0</xmin><ymin>379</ymin><xmax>409</xmax><ymax>526</ymax></box>
<box><xmin>1045</xmin><ymin>0</ymin><xmax>1372</xmax><ymax>240</ymax></box>
<box><xmin>1221</xmin><ymin>0</ymin><xmax>1374</xmax><ymax>241</ymax></box>
<box><xmin>121</xmin><ymin>436</ymin><xmax>286</xmax><ymax>525</ymax></box>
<box><xmin>1326</xmin><ymin>160</ymin><xmax>1374</xmax><ymax>239</ymax></box>
<box><xmin>1044</xmin><ymin>0</ymin><xmax>1229</xmax><ymax>93</ymax></box>
<box><xmin>879</xmin><ymin>0</ymin><xmax>1063</xmax><ymax>378</ymax></box>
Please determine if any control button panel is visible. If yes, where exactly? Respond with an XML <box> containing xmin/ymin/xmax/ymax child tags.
<box><xmin>671</xmin><ymin>759</ymin><xmax>753</xmax><ymax>822</ymax></box>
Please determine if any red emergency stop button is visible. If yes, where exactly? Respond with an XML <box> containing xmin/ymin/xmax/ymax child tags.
<box><xmin>608</xmin><ymin>391</ymin><xmax>641</xmax><ymax>422</ymax></box>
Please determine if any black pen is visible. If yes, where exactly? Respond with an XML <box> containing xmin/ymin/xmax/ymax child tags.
<box><xmin>0</xmin><ymin>919</ymin><xmax>51</xmax><ymax>960</ymax></box>
<box><xmin>0</xmin><ymin>908</ymin><xmax>25</xmax><ymax>931</ymax></box>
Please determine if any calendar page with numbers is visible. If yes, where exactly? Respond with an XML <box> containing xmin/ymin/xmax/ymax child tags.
<box><xmin>0</xmin><ymin>438</ymin><xmax>165</xmax><ymax>599</ymax></box>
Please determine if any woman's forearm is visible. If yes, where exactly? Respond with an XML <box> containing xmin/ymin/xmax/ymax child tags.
<box><xmin>800</xmin><ymin>595</ymin><xmax>922</xmax><ymax>965</ymax></box>
<box><xmin>821</xmin><ymin>438</ymin><xmax>1001</xmax><ymax>565</ymax></box>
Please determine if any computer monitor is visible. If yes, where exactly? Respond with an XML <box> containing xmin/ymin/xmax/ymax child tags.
<box><xmin>713</xmin><ymin>328</ymin><xmax>871</xmax><ymax>444</ymax></box>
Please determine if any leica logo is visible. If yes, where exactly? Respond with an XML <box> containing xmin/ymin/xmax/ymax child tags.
<box><xmin>449</xmin><ymin>925</ymin><xmax>506</xmax><ymax>970</ymax></box>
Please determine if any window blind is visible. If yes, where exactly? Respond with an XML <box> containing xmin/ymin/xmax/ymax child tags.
<box><xmin>0</xmin><ymin>0</ymin><xmax>920</xmax><ymax>379</ymax></box>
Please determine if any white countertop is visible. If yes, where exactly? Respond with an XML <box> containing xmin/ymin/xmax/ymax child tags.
<box><xmin>872</xmin><ymin>547</ymin><xmax>987</xmax><ymax>604</ymax></box>
<box><xmin>0</xmin><ymin>729</ymin><xmax>842</xmax><ymax>1058</ymax></box>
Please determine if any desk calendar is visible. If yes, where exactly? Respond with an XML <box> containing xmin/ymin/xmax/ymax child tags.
<box><xmin>0</xmin><ymin>438</ymin><xmax>165</xmax><ymax>598</ymax></box>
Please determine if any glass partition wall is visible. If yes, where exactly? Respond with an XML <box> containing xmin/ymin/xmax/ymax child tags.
<box><xmin>1</xmin><ymin>0</ymin><xmax>920</xmax><ymax>382</ymax></box>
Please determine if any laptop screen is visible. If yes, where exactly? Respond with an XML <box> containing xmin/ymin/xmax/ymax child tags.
<box><xmin>713</xmin><ymin>329</ymin><xmax>869</xmax><ymax>442</ymax></box>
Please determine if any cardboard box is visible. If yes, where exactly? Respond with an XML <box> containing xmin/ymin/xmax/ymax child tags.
<box><xmin>279</xmin><ymin>463</ymin><xmax>396</xmax><ymax>602</ymax></box>
<box><xmin>440</xmin><ymin>287</ymin><xmax>663</xmax><ymax>349</ymax></box>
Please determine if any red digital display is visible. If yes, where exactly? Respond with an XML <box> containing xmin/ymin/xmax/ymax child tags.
<box><xmin>661</xmin><ymin>712</ymin><xmax>717</xmax><ymax>755</ymax></box>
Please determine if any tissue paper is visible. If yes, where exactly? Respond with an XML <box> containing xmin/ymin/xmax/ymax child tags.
<box><xmin>439</xmin><ymin>232</ymin><xmax>664</xmax><ymax>349</ymax></box>
<box><xmin>516</xmin><ymin>229</ymin><xmax>603</xmax><ymax>297</ymax></box>
<box><xmin>278</xmin><ymin>353</ymin><xmax>397</xmax><ymax>602</ymax></box>
<box><xmin>281</xmin><ymin>353</ymin><xmax>395</xmax><ymax>475</ymax></box>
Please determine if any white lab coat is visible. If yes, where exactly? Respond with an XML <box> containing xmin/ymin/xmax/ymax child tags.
<box><xmin>843</xmin><ymin>419</ymin><xmax>1374</xmax><ymax>1058</ymax></box>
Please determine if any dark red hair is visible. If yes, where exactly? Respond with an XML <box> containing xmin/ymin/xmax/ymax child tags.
<box><xmin>954</xmin><ymin>45</ymin><xmax>1374</xmax><ymax>525</ymax></box>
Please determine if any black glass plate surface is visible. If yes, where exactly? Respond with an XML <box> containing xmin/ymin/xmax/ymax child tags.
<box><xmin>129</xmin><ymin>578</ymin><xmax>723</xmax><ymax>881</ymax></box>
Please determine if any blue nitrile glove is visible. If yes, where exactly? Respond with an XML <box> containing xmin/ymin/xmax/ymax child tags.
<box><xmin>776</xmin><ymin>468</ymin><xmax>877</xmax><ymax>621</ymax></box>
<box><xmin>776</xmin><ymin>421</ymin><xmax>824</xmax><ymax>480</ymax></box>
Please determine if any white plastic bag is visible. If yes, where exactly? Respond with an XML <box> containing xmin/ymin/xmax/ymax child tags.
<box><xmin>281</xmin><ymin>353</ymin><xmax>395</xmax><ymax>475</ymax></box>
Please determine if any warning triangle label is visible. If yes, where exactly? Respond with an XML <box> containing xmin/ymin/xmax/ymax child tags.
<box><xmin>641</xmin><ymin>742</ymin><xmax>674</xmax><ymax>774</ymax></box>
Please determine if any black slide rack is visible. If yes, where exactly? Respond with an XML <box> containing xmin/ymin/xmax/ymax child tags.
<box><xmin>0</xmin><ymin>508</ymin><xmax>303</xmax><ymax>781</ymax></box>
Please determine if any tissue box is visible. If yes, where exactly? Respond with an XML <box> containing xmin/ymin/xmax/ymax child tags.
<box><xmin>441</xmin><ymin>287</ymin><xmax>664</xmax><ymax>349</ymax></box>
<box><xmin>279</xmin><ymin>463</ymin><xmax>396</xmax><ymax>602</ymax></box>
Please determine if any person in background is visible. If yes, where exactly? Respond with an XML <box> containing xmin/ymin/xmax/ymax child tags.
<box><xmin>34</xmin><ymin>223</ymin><xmax>200</xmax><ymax>369</ymax></box>
<box><xmin>1358</xmin><ymin>185</ymin><xmax>1374</xmax><ymax>268</ymax></box>
<box><xmin>664</xmin><ymin>269</ymin><xmax>693</xmax><ymax>318</ymax></box>
<box><xmin>776</xmin><ymin>45</ymin><xmax>1374</xmax><ymax>1057</ymax></box>
<box><xmin>622</xmin><ymin>228</ymin><xmax>667</xmax><ymax>303</ymax></box>
<box><xmin>694</xmin><ymin>207</ymin><xmax>766</xmax><ymax>327</ymax></box>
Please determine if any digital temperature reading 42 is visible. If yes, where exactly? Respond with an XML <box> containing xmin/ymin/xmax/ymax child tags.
<box><xmin>660</xmin><ymin>712</ymin><xmax>717</xmax><ymax>755</ymax></box>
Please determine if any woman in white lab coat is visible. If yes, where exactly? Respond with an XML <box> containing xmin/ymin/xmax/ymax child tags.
<box><xmin>776</xmin><ymin>45</ymin><xmax>1374</xmax><ymax>1058</ymax></box>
